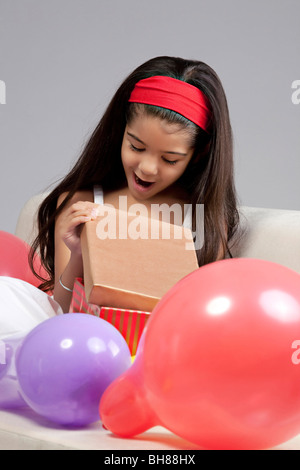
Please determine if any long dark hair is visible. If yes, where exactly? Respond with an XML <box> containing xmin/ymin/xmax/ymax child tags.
<box><xmin>30</xmin><ymin>56</ymin><xmax>239</xmax><ymax>291</ymax></box>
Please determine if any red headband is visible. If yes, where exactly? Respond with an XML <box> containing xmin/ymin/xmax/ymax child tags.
<box><xmin>128</xmin><ymin>76</ymin><xmax>211</xmax><ymax>133</ymax></box>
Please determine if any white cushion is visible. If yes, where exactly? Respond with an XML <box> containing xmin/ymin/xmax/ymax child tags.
<box><xmin>232</xmin><ymin>206</ymin><xmax>300</xmax><ymax>274</ymax></box>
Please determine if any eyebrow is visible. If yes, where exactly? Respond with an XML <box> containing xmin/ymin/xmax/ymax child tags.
<box><xmin>127</xmin><ymin>132</ymin><xmax>188</xmax><ymax>157</ymax></box>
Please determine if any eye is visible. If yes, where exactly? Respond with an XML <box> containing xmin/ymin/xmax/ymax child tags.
<box><xmin>162</xmin><ymin>157</ymin><xmax>178</xmax><ymax>165</ymax></box>
<box><xmin>130</xmin><ymin>143</ymin><xmax>144</xmax><ymax>152</ymax></box>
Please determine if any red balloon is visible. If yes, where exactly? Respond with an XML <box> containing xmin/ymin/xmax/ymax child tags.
<box><xmin>100</xmin><ymin>258</ymin><xmax>300</xmax><ymax>450</ymax></box>
<box><xmin>0</xmin><ymin>231</ymin><xmax>48</xmax><ymax>288</ymax></box>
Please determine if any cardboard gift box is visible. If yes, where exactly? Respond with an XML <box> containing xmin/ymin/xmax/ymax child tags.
<box><xmin>70</xmin><ymin>278</ymin><xmax>150</xmax><ymax>356</ymax></box>
<box><xmin>80</xmin><ymin>204</ymin><xmax>199</xmax><ymax>312</ymax></box>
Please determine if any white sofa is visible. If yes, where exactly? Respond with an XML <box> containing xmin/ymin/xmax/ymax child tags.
<box><xmin>2</xmin><ymin>195</ymin><xmax>300</xmax><ymax>450</ymax></box>
<box><xmin>15</xmin><ymin>193</ymin><xmax>300</xmax><ymax>274</ymax></box>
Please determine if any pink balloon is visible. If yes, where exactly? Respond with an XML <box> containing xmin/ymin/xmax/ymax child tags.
<box><xmin>100</xmin><ymin>258</ymin><xmax>300</xmax><ymax>450</ymax></box>
<box><xmin>0</xmin><ymin>231</ymin><xmax>48</xmax><ymax>288</ymax></box>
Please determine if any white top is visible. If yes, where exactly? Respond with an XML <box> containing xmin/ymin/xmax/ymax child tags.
<box><xmin>93</xmin><ymin>185</ymin><xmax>104</xmax><ymax>205</ymax></box>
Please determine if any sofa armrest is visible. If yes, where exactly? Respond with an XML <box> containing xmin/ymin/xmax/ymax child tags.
<box><xmin>15</xmin><ymin>193</ymin><xmax>48</xmax><ymax>246</ymax></box>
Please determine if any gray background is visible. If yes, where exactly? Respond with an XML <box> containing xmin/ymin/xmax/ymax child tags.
<box><xmin>0</xmin><ymin>0</ymin><xmax>299</xmax><ymax>235</ymax></box>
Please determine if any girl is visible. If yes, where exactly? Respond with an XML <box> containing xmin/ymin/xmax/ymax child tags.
<box><xmin>28</xmin><ymin>55</ymin><xmax>239</xmax><ymax>314</ymax></box>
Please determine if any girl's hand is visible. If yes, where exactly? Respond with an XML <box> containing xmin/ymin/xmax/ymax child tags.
<box><xmin>56</xmin><ymin>200</ymin><xmax>99</xmax><ymax>256</ymax></box>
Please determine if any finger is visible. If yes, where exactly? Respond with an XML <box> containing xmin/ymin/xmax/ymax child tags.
<box><xmin>67</xmin><ymin>204</ymin><xmax>100</xmax><ymax>220</ymax></box>
<box><xmin>64</xmin><ymin>214</ymin><xmax>93</xmax><ymax>232</ymax></box>
<box><xmin>69</xmin><ymin>201</ymin><xmax>99</xmax><ymax>214</ymax></box>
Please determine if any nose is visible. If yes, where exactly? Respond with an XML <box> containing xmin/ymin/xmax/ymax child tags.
<box><xmin>138</xmin><ymin>155</ymin><xmax>158</xmax><ymax>177</ymax></box>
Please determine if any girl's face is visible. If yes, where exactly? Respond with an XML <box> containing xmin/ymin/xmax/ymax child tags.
<box><xmin>121</xmin><ymin>112</ymin><xmax>195</xmax><ymax>201</ymax></box>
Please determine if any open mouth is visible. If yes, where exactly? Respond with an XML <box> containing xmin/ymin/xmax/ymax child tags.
<box><xmin>134</xmin><ymin>173</ymin><xmax>154</xmax><ymax>188</ymax></box>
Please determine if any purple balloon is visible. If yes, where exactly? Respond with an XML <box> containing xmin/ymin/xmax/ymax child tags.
<box><xmin>15</xmin><ymin>314</ymin><xmax>132</xmax><ymax>426</ymax></box>
<box><xmin>0</xmin><ymin>335</ymin><xmax>27</xmax><ymax>408</ymax></box>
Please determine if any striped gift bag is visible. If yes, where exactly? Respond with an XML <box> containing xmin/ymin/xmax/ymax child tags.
<box><xmin>70</xmin><ymin>278</ymin><xmax>150</xmax><ymax>356</ymax></box>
